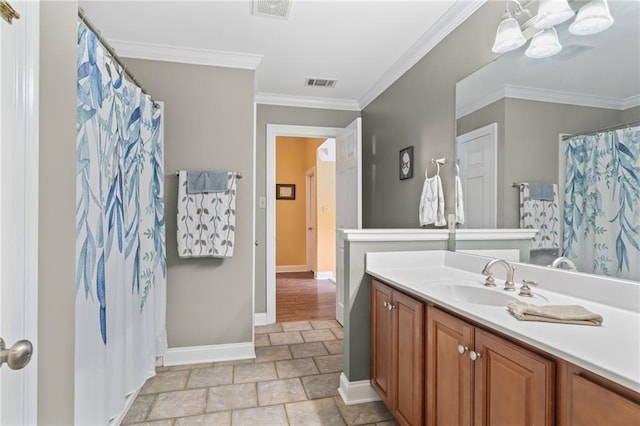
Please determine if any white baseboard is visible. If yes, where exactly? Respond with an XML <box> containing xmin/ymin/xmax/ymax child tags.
<box><xmin>276</xmin><ymin>264</ymin><xmax>309</xmax><ymax>273</ymax></box>
<box><xmin>163</xmin><ymin>342</ymin><xmax>255</xmax><ymax>366</ymax></box>
<box><xmin>338</xmin><ymin>372</ymin><xmax>381</xmax><ymax>405</ymax></box>
<box><xmin>329</xmin><ymin>278</ymin><xmax>336</xmax><ymax>284</ymax></box>
<box><xmin>315</xmin><ymin>271</ymin><xmax>334</xmax><ymax>280</ymax></box>
<box><xmin>254</xmin><ymin>312</ymin><xmax>268</xmax><ymax>326</ymax></box>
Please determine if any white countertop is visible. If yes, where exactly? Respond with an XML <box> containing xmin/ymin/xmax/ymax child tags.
<box><xmin>366</xmin><ymin>251</ymin><xmax>640</xmax><ymax>393</ymax></box>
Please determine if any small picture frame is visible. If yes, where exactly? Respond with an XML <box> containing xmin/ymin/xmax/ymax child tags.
<box><xmin>399</xmin><ymin>146</ymin><xmax>414</xmax><ymax>180</ymax></box>
<box><xmin>276</xmin><ymin>184</ymin><xmax>296</xmax><ymax>200</ymax></box>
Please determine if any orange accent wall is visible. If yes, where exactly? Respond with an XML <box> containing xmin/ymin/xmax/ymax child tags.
<box><xmin>275</xmin><ymin>137</ymin><xmax>326</xmax><ymax>267</ymax></box>
<box><xmin>316</xmin><ymin>156</ymin><xmax>336</xmax><ymax>278</ymax></box>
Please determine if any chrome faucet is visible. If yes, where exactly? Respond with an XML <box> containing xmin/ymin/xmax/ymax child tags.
<box><xmin>550</xmin><ymin>256</ymin><xmax>578</xmax><ymax>272</ymax></box>
<box><xmin>481</xmin><ymin>259</ymin><xmax>516</xmax><ymax>291</ymax></box>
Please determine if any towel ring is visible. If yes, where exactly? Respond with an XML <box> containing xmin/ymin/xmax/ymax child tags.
<box><xmin>426</xmin><ymin>157</ymin><xmax>446</xmax><ymax>178</ymax></box>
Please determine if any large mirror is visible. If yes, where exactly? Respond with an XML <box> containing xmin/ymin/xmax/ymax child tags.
<box><xmin>455</xmin><ymin>0</ymin><xmax>640</xmax><ymax>280</ymax></box>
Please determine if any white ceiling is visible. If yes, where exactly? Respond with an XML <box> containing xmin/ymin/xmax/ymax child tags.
<box><xmin>79</xmin><ymin>0</ymin><xmax>479</xmax><ymax>110</ymax></box>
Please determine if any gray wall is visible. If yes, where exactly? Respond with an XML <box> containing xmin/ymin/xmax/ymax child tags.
<box><xmin>254</xmin><ymin>105</ymin><xmax>359</xmax><ymax>313</ymax></box>
<box><xmin>124</xmin><ymin>59</ymin><xmax>255</xmax><ymax>347</ymax></box>
<box><xmin>360</xmin><ymin>2</ymin><xmax>504</xmax><ymax>228</ymax></box>
<box><xmin>459</xmin><ymin>98</ymin><xmax>625</xmax><ymax>228</ymax></box>
<box><xmin>38</xmin><ymin>1</ymin><xmax>77</xmax><ymax>423</ymax></box>
<box><xmin>621</xmin><ymin>105</ymin><xmax>640</xmax><ymax>123</ymax></box>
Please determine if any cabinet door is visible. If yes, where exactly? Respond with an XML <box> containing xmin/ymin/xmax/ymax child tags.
<box><xmin>426</xmin><ymin>307</ymin><xmax>474</xmax><ymax>426</ymax></box>
<box><xmin>558</xmin><ymin>362</ymin><xmax>640</xmax><ymax>426</ymax></box>
<box><xmin>474</xmin><ymin>329</ymin><xmax>555</xmax><ymax>426</ymax></box>
<box><xmin>394</xmin><ymin>290</ymin><xmax>424</xmax><ymax>426</ymax></box>
<box><xmin>371</xmin><ymin>279</ymin><xmax>394</xmax><ymax>405</ymax></box>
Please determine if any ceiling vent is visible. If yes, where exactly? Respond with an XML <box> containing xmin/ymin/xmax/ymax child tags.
<box><xmin>305</xmin><ymin>78</ymin><xmax>337</xmax><ymax>88</ymax></box>
<box><xmin>551</xmin><ymin>44</ymin><xmax>595</xmax><ymax>61</ymax></box>
<box><xmin>252</xmin><ymin>0</ymin><xmax>292</xmax><ymax>19</ymax></box>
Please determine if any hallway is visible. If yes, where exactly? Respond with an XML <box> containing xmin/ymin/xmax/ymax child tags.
<box><xmin>276</xmin><ymin>272</ymin><xmax>336</xmax><ymax>323</ymax></box>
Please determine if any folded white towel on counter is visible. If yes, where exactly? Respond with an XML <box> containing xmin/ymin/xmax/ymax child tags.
<box><xmin>455</xmin><ymin>175</ymin><xmax>464</xmax><ymax>225</ymax></box>
<box><xmin>177</xmin><ymin>170</ymin><xmax>237</xmax><ymax>258</ymax></box>
<box><xmin>419</xmin><ymin>175</ymin><xmax>446</xmax><ymax>227</ymax></box>
<box><xmin>507</xmin><ymin>301</ymin><xmax>603</xmax><ymax>326</ymax></box>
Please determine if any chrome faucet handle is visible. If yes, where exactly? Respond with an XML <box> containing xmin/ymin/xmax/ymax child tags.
<box><xmin>518</xmin><ymin>279</ymin><xmax>538</xmax><ymax>297</ymax></box>
<box><xmin>483</xmin><ymin>272</ymin><xmax>496</xmax><ymax>287</ymax></box>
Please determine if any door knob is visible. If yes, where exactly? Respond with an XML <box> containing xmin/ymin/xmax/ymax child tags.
<box><xmin>0</xmin><ymin>337</ymin><xmax>33</xmax><ymax>370</ymax></box>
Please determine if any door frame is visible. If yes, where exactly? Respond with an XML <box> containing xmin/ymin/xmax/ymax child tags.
<box><xmin>266</xmin><ymin>124</ymin><xmax>340</xmax><ymax>324</ymax></box>
<box><xmin>305</xmin><ymin>167</ymin><xmax>316</xmax><ymax>273</ymax></box>
<box><xmin>0</xmin><ymin>1</ymin><xmax>40</xmax><ymax>423</ymax></box>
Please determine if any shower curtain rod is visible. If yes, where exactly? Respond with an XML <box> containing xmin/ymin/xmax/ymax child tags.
<box><xmin>562</xmin><ymin>120</ymin><xmax>640</xmax><ymax>140</ymax></box>
<box><xmin>77</xmin><ymin>8</ymin><xmax>158</xmax><ymax>106</ymax></box>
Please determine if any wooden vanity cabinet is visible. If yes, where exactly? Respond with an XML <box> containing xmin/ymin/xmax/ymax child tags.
<box><xmin>557</xmin><ymin>361</ymin><xmax>640</xmax><ymax>425</ymax></box>
<box><xmin>426</xmin><ymin>306</ymin><xmax>555</xmax><ymax>426</ymax></box>
<box><xmin>371</xmin><ymin>279</ymin><xmax>424</xmax><ymax>426</ymax></box>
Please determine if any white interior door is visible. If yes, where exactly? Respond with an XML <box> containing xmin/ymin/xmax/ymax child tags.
<box><xmin>305</xmin><ymin>168</ymin><xmax>316</xmax><ymax>273</ymax></box>
<box><xmin>0</xmin><ymin>1</ymin><xmax>38</xmax><ymax>423</ymax></box>
<box><xmin>456</xmin><ymin>123</ymin><xmax>497</xmax><ymax>228</ymax></box>
<box><xmin>335</xmin><ymin>117</ymin><xmax>362</xmax><ymax>325</ymax></box>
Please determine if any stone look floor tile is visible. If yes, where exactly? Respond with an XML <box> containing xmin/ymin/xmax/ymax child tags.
<box><xmin>156</xmin><ymin>363</ymin><xmax>213</xmax><ymax>373</ymax></box>
<box><xmin>331</xmin><ymin>327</ymin><xmax>344</xmax><ymax>339</ymax></box>
<box><xmin>310</xmin><ymin>320</ymin><xmax>341</xmax><ymax>330</ymax></box>
<box><xmin>206</xmin><ymin>383</ymin><xmax>257</xmax><ymax>412</ymax></box>
<box><xmin>122</xmin><ymin>394</ymin><xmax>156</xmax><ymax>424</ymax></box>
<box><xmin>174</xmin><ymin>411</ymin><xmax>231</xmax><ymax>425</ymax></box>
<box><xmin>281</xmin><ymin>321</ymin><xmax>314</xmax><ymax>332</ymax></box>
<box><xmin>128</xmin><ymin>420</ymin><xmax>175</xmax><ymax>426</ymax></box>
<box><xmin>213</xmin><ymin>359</ymin><xmax>254</xmax><ymax>367</ymax></box>
<box><xmin>233</xmin><ymin>362</ymin><xmax>277</xmax><ymax>383</ymax></box>
<box><xmin>231</xmin><ymin>405</ymin><xmax>288</xmax><ymax>425</ymax></box>
<box><xmin>255</xmin><ymin>323</ymin><xmax>283</xmax><ymax>334</ymax></box>
<box><xmin>269</xmin><ymin>331</ymin><xmax>304</xmax><ymax>345</ymax></box>
<box><xmin>257</xmin><ymin>378</ymin><xmax>307</xmax><ymax>406</ymax></box>
<box><xmin>275</xmin><ymin>358</ymin><xmax>319</xmax><ymax>379</ymax></box>
<box><xmin>285</xmin><ymin>397</ymin><xmax>346</xmax><ymax>426</ymax></box>
<box><xmin>376</xmin><ymin>420</ymin><xmax>400</xmax><ymax>426</ymax></box>
<box><xmin>254</xmin><ymin>334</ymin><xmax>270</xmax><ymax>347</ymax></box>
<box><xmin>254</xmin><ymin>345</ymin><xmax>292</xmax><ymax>363</ymax></box>
<box><xmin>140</xmin><ymin>370</ymin><xmax>190</xmax><ymax>395</ymax></box>
<box><xmin>323</xmin><ymin>340</ymin><xmax>344</xmax><ymax>355</ymax></box>
<box><xmin>147</xmin><ymin>389</ymin><xmax>207</xmax><ymax>420</ymax></box>
<box><xmin>187</xmin><ymin>365</ymin><xmax>233</xmax><ymax>388</ymax></box>
<box><xmin>334</xmin><ymin>397</ymin><xmax>393</xmax><ymax>425</ymax></box>
<box><xmin>315</xmin><ymin>354</ymin><xmax>343</xmax><ymax>373</ymax></box>
<box><xmin>289</xmin><ymin>342</ymin><xmax>329</xmax><ymax>358</ymax></box>
<box><xmin>301</xmin><ymin>372</ymin><xmax>341</xmax><ymax>399</ymax></box>
<box><xmin>302</xmin><ymin>329</ymin><xmax>336</xmax><ymax>343</ymax></box>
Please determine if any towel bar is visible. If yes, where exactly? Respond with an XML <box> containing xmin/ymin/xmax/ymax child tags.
<box><xmin>175</xmin><ymin>171</ymin><xmax>243</xmax><ymax>179</ymax></box>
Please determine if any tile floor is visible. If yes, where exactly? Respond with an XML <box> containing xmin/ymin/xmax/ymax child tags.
<box><xmin>122</xmin><ymin>320</ymin><xmax>398</xmax><ymax>425</ymax></box>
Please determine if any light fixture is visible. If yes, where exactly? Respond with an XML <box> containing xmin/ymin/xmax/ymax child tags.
<box><xmin>569</xmin><ymin>0</ymin><xmax>614</xmax><ymax>36</ymax></box>
<box><xmin>491</xmin><ymin>0</ymin><xmax>529</xmax><ymax>53</ymax></box>
<box><xmin>534</xmin><ymin>0</ymin><xmax>575</xmax><ymax>30</ymax></box>
<box><xmin>526</xmin><ymin>27</ymin><xmax>563</xmax><ymax>58</ymax></box>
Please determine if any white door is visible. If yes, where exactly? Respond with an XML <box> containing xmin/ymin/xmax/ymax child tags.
<box><xmin>335</xmin><ymin>118</ymin><xmax>362</xmax><ymax>325</ymax></box>
<box><xmin>456</xmin><ymin>123</ymin><xmax>497</xmax><ymax>228</ymax></box>
<box><xmin>305</xmin><ymin>168</ymin><xmax>316</xmax><ymax>273</ymax></box>
<box><xmin>0</xmin><ymin>1</ymin><xmax>38</xmax><ymax>423</ymax></box>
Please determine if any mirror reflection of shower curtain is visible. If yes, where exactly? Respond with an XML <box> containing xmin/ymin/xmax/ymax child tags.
<box><xmin>563</xmin><ymin>126</ymin><xmax>640</xmax><ymax>281</ymax></box>
<box><xmin>75</xmin><ymin>22</ymin><xmax>167</xmax><ymax>424</ymax></box>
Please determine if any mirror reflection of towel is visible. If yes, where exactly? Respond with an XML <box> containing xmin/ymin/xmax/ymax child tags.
<box><xmin>419</xmin><ymin>175</ymin><xmax>447</xmax><ymax>227</ymax></box>
<box><xmin>528</xmin><ymin>183</ymin><xmax>555</xmax><ymax>201</ymax></box>
<box><xmin>520</xmin><ymin>183</ymin><xmax>560</xmax><ymax>249</ymax></box>
<box><xmin>187</xmin><ymin>171</ymin><xmax>229</xmax><ymax>193</ymax></box>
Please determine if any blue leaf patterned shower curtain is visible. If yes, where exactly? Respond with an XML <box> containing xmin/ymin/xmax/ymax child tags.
<box><xmin>563</xmin><ymin>126</ymin><xmax>640</xmax><ymax>281</ymax></box>
<box><xmin>76</xmin><ymin>21</ymin><xmax>167</xmax><ymax>424</ymax></box>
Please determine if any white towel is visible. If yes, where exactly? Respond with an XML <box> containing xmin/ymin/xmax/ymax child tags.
<box><xmin>177</xmin><ymin>170</ymin><xmax>237</xmax><ymax>258</ymax></box>
<box><xmin>519</xmin><ymin>183</ymin><xmax>560</xmax><ymax>250</ymax></box>
<box><xmin>455</xmin><ymin>175</ymin><xmax>464</xmax><ymax>225</ymax></box>
<box><xmin>419</xmin><ymin>175</ymin><xmax>447</xmax><ymax>227</ymax></box>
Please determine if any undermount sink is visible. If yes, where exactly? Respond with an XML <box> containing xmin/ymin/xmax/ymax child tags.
<box><xmin>432</xmin><ymin>284</ymin><xmax>519</xmax><ymax>307</ymax></box>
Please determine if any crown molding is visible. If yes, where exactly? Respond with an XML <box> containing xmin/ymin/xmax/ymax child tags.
<box><xmin>109</xmin><ymin>40</ymin><xmax>263</xmax><ymax>70</ymax></box>
<box><xmin>255</xmin><ymin>92</ymin><xmax>361</xmax><ymax>111</ymax></box>
<box><xmin>358</xmin><ymin>0</ymin><xmax>487</xmax><ymax>109</ymax></box>
<box><xmin>457</xmin><ymin>84</ymin><xmax>639</xmax><ymax>118</ymax></box>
